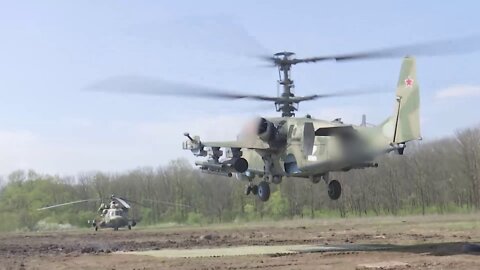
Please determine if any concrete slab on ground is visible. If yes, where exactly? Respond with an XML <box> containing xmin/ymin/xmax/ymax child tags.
<box><xmin>118</xmin><ymin>244</ymin><xmax>393</xmax><ymax>258</ymax></box>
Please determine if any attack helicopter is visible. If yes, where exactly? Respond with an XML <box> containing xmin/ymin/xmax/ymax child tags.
<box><xmin>89</xmin><ymin>36</ymin><xmax>480</xmax><ymax>202</ymax></box>
<box><xmin>37</xmin><ymin>195</ymin><xmax>187</xmax><ymax>231</ymax></box>
<box><xmin>182</xmin><ymin>55</ymin><xmax>420</xmax><ymax>202</ymax></box>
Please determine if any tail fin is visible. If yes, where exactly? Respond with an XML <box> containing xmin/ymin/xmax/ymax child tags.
<box><xmin>381</xmin><ymin>57</ymin><xmax>421</xmax><ymax>143</ymax></box>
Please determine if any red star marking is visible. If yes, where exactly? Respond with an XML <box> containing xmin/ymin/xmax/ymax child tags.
<box><xmin>405</xmin><ymin>77</ymin><xmax>414</xmax><ymax>87</ymax></box>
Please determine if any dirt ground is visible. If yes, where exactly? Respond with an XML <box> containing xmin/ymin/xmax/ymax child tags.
<box><xmin>1</xmin><ymin>214</ymin><xmax>480</xmax><ymax>270</ymax></box>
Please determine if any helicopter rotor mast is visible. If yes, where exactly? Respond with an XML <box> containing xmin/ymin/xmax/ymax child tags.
<box><xmin>274</xmin><ymin>52</ymin><xmax>298</xmax><ymax>117</ymax></box>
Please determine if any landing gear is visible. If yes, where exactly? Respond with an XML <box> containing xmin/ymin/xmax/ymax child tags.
<box><xmin>245</xmin><ymin>181</ymin><xmax>270</xmax><ymax>201</ymax></box>
<box><xmin>257</xmin><ymin>181</ymin><xmax>270</xmax><ymax>202</ymax></box>
<box><xmin>128</xmin><ymin>225</ymin><xmax>132</xmax><ymax>230</ymax></box>
<box><xmin>94</xmin><ymin>226</ymin><xmax>98</xmax><ymax>231</ymax></box>
<box><xmin>244</xmin><ymin>184</ymin><xmax>251</xmax><ymax>195</ymax></box>
<box><xmin>327</xmin><ymin>180</ymin><xmax>341</xmax><ymax>200</ymax></box>
<box><xmin>251</xmin><ymin>185</ymin><xmax>258</xmax><ymax>195</ymax></box>
<box><xmin>243</xmin><ymin>154</ymin><xmax>276</xmax><ymax>201</ymax></box>
<box><xmin>244</xmin><ymin>183</ymin><xmax>259</xmax><ymax>195</ymax></box>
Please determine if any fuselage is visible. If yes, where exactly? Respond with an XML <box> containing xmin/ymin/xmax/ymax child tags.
<box><xmin>239</xmin><ymin>116</ymin><xmax>391</xmax><ymax>179</ymax></box>
<box><xmin>99</xmin><ymin>208</ymin><xmax>129</xmax><ymax>228</ymax></box>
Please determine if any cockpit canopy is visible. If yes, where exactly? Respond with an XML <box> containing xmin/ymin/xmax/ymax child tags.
<box><xmin>108</xmin><ymin>209</ymin><xmax>123</xmax><ymax>216</ymax></box>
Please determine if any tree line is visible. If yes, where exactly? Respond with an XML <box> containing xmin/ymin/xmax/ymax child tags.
<box><xmin>0</xmin><ymin>125</ymin><xmax>479</xmax><ymax>232</ymax></box>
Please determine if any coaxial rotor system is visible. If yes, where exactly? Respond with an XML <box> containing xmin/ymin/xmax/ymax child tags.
<box><xmin>88</xmin><ymin>35</ymin><xmax>480</xmax><ymax>117</ymax></box>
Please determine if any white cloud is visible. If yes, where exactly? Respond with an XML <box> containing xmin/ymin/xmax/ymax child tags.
<box><xmin>436</xmin><ymin>85</ymin><xmax>480</xmax><ymax>99</ymax></box>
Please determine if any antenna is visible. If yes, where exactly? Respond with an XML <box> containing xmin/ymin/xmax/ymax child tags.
<box><xmin>361</xmin><ymin>114</ymin><xmax>367</xmax><ymax>127</ymax></box>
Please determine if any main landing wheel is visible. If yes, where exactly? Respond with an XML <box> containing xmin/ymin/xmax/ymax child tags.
<box><xmin>328</xmin><ymin>180</ymin><xmax>341</xmax><ymax>200</ymax></box>
<box><xmin>257</xmin><ymin>181</ymin><xmax>270</xmax><ymax>202</ymax></box>
<box><xmin>128</xmin><ymin>225</ymin><xmax>132</xmax><ymax>230</ymax></box>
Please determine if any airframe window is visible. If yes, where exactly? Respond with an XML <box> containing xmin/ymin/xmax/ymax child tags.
<box><xmin>288</xmin><ymin>125</ymin><xmax>294</xmax><ymax>138</ymax></box>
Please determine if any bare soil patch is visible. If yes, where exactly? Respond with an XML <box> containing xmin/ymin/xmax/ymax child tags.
<box><xmin>1</xmin><ymin>214</ymin><xmax>480</xmax><ymax>269</ymax></box>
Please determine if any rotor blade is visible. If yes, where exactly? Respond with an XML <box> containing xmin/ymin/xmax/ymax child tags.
<box><xmin>112</xmin><ymin>196</ymin><xmax>131</xmax><ymax>209</ymax></box>
<box><xmin>88</xmin><ymin>76</ymin><xmax>388</xmax><ymax>104</ymax></box>
<box><xmin>118</xmin><ymin>197</ymin><xmax>190</xmax><ymax>208</ymax></box>
<box><xmin>118</xmin><ymin>197</ymin><xmax>148</xmax><ymax>207</ymax></box>
<box><xmin>87</xmin><ymin>76</ymin><xmax>279</xmax><ymax>101</ymax></box>
<box><xmin>37</xmin><ymin>199</ymin><xmax>99</xmax><ymax>211</ymax></box>
<box><xmin>141</xmin><ymin>198</ymin><xmax>191</xmax><ymax>208</ymax></box>
<box><xmin>295</xmin><ymin>87</ymin><xmax>390</xmax><ymax>102</ymax></box>
<box><xmin>126</xmin><ymin>15</ymin><xmax>271</xmax><ymax>58</ymax></box>
<box><xmin>260</xmin><ymin>35</ymin><xmax>480</xmax><ymax>64</ymax></box>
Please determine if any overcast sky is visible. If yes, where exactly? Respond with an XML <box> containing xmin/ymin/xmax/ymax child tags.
<box><xmin>0</xmin><ymin>1</ymin><xmax>479</xmax><ymax>175</ymax></box>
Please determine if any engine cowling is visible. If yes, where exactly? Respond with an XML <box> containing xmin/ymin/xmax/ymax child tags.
<box><xmin>257</xmin><ymin>117</ymin><xmax>277</xmax><ymax>142</ymax></box>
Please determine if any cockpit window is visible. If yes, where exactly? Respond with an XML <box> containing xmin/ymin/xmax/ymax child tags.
<box><xmin>109</xmin><ymin>210</ymin><xmax>122</xmax><ymax>216</ymax></box>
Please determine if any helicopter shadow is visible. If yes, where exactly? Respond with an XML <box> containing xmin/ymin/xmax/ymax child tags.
<box><xmin>382</xmin><ymin>242</ymin><xmax>480</xmax><ymax>256</ymax></box>
<box><xmin>298</xmin><ymin>242</ymin><xmax>480</xmax><ymax>256</ymax></box>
